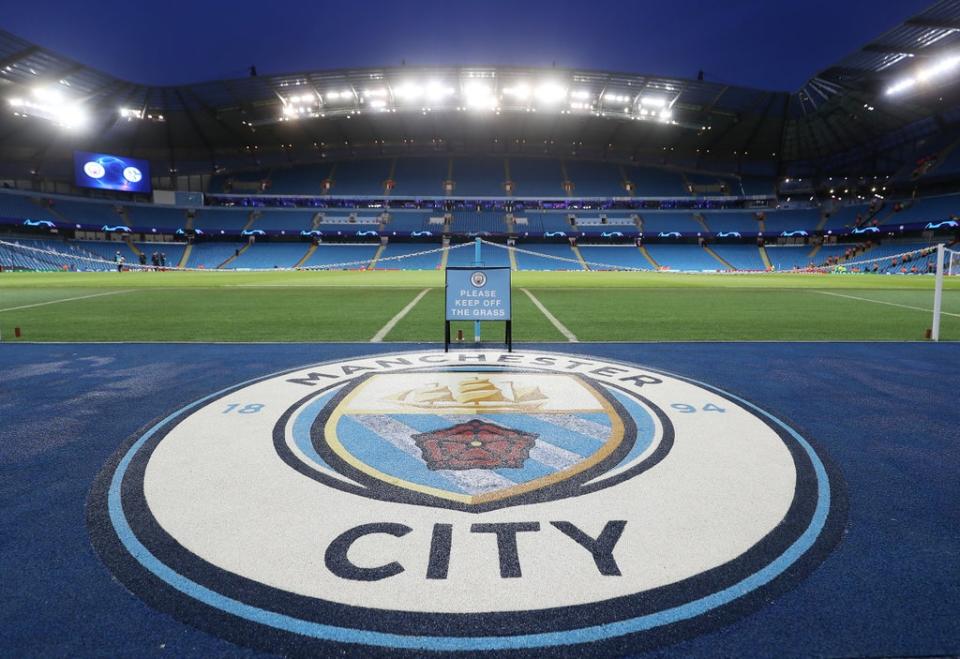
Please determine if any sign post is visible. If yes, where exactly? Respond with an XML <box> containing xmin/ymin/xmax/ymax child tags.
<box><xmin>445</xmin><ymin>244</ymin><xmax>512</xmax><ymax>352</ymax></box>
<box><xmin>473</xmin><ymin>237</ymin><xmax>482</xmax><ymax>343</ymax></box>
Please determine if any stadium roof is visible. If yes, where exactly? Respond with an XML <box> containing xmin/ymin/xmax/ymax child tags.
<box><xmin>2</xmin><ymin>0</ymin><xmax>960</xmax><ymax>180</ymax></box>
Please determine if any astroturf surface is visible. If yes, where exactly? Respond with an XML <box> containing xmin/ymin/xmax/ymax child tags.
<box><xmin>1</xmin><ymin>269</ymin><xmax>958</xmax><ymax>341</ymax></box>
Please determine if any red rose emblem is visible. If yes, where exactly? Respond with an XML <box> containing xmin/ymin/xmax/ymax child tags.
<box><xmin>411</xmin><ymin>419</ymin><xmax>538</xmax><ymax>470</ymax></box>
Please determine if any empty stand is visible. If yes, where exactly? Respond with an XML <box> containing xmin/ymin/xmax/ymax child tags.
<box><xmin>644</xmin><ymin>244</ymin><xmax>725</xmax><ymax>271</ymax></box>
<box><xmin>508</xmin><ymin>158</ymin><xmax>565</xmax><ymax>197</ymax></box>
<box><xmin>373</xmin><ymin>243</ymin><xmax>443</xmax><ymax>270</ymax></box>
<box><xmin>762</xmin><ymin>209</ymin><xmax>822</xmax><ymax>233</ymax></box>
<box><xmin>450</xmin><ymin>158</ymin><xmax>504</xmax><ymax>196</ymax></box>
<box><xmin>622</xmin><ymin>166</ymin><xmax>686</xmax><ymax>196</ymax></box>
<box><xmin>230</xmin><ymin>242</ymin><xmax>311</xmax><ymax>269</ymax></box>
<box><xmin>577</xmin><ymin>245</ymin><xmax>651</xmax><ymax>270</ymax></box>
<box><xmin>268</xmin><ymin>163</ymin><xmax>335</xmax><ymax>195</ymax></box>
<box><xmin>255</xmin><ymin>210</ymin><xmax>318</xmax><ymax>231</ymax></box>
<box><xmin>185</xmin><ymin>243</ymin><xmax>245</xmax><ymax>268</ymax></box>
<box><xmin>48</xmin><ymin>199</ymin><xmax>122</xmax><ymax>226</ymax></box>
<box><xmin>0</xmin><ymin>192</ymin><xmax>59</xmax><ymax>223</ymax></box>
<box><xmin>392</xmin><ymin>158</ymin><xmax>448</xmax><ymax>196</ymax></box>
<box><xmin>513</xmin><ymin>243</ymin><xmax>579</xmax><ymax>270</ymax></box>
<box><xmin>562</xmin><ymin>161</ymin><xmax>624</xmax><ymax>197</ymax></box>
<box><xmin>193</xmin><ymin>209</ymin><xmax>253</xmax><ymax>232</ymax></box>
<box><xmin>710</xmin><ymin>244</ymin><xmax>766</xmax><ymax>270</ymax></box>
<box><xmin>300</xmin><ymin>244</ymin><xmax>379</xmax><ymax>268</ymax></box>
<box><xmin>880</xmin><ymin>195</ymin><xmax>959</xmax><ymax>226</ymax></box>
<box><xmin>765</xmin><ymin>245</ymin><xmax>817</xmax><ymax>270</ymax></box>
<box><xmin>125</xmin><ymin>204</ymin><xmax>189</xmax><ymax>230</ymax></box>
<box><xmin>642</xmin><ymin>213</ymin><xmax>704</xmax><ymax>234</ymax></box>
<box><xmin>446</xmin><ymin>242</ymin><xmax>511</xmax><ymax>267</ymax></box>
<box><xmin>329</xmin><ymin>160</ymin><xmax>392</xmax><ymax>195</ymax></box>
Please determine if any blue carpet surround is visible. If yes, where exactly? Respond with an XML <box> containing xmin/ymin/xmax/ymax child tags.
<box><xmin>1</xmin><ymin>342</ymin><xmax>958</xmax><ymax>657</ymax></box>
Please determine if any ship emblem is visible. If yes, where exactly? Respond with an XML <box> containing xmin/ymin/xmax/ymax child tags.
<box><xmin>385</xmin><ymin>376</ymin><xmax>548</xmax><ymax>410</ymax></box>
<box><xmin>316</xmin><ymin>371</ymin><xmax>636</xmax><ymax>510</ymax></box>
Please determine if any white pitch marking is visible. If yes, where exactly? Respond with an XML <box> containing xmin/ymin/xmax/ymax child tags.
<box><xmin>370</xmin><ymin>288</ymin><xmax>431</xmax><ymax>342</ymax></box>
<box><xmin>811</xmin><ymin>290</ymin><xmax>960</xmax><ymax>318</ymax></box>
<box><xmin>0</xmin><ymin>289</ymin><xmax>134</xmax><ymax>313</ymax></box>
<box><xmin>521</xmin><ymin>288</ymin><xmax>579</xmax><ymax>342</ymax></box>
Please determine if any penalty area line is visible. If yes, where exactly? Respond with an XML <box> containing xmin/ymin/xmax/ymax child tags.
<box><xmin>521</xmin><ymin>288</ymin><xmax>579</xmax><ymax>342</ymax></box>
<box><xmin>811</xmin><ymin>290</ymin><xmax>960</xmax><ymax>318</ymax></box>
<box><xmin>0</xmin><ymin>289</ymin><xmax>135</xmax><ymax>313</ymax></box>
<box><xmin>371</xmin><ymin>288</ymin><xmax>431</xmax><ymax>342</ymax></box>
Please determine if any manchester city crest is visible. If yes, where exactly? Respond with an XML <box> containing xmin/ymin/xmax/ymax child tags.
<box><xmin>87</xmin><ymin>350</ymin><xmax>844</xmax><ymax>655</ymax></box>
<box><xmin>314</xmin><ymin>372</ymin><xmax>638</xmax><ymax>510</ymax></box>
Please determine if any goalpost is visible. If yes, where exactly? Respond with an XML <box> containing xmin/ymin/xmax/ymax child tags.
<box><xmin>932</xmin><ymin>243</ymin><xmax>960</xmax><ymax>342</ymax></box>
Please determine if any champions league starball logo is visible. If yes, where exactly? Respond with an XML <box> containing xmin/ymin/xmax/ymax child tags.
<box><xmin>87</xmin><ymin>350</ymin><xmax>844</xmax><ymax>655</ymax></box>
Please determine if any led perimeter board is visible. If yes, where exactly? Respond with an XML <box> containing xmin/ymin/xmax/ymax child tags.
<box><xmin>74</xmin><ymin>151</ymin><xmax>152</xmax><ymax>193</ymax></box>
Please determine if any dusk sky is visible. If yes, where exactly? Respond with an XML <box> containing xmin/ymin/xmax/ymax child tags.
<box><xmin>1</xmin><ymin>0</ymin><xmax>934</xmax><ymax>90</ymax></box>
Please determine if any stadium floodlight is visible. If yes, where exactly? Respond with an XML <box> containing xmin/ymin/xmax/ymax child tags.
<box><xmin>570</xmin><ymin>89</ymin><xmax>592</xmax><ymax>100</ymax></box>
<box><xmin>464</xmin><ymin>81</ymin><xmax>496</xmax><ymax>110</ymax></box>
<box><xmin>425</xmin><ymin>80</ymin><xmax>455</xmax><ymax>102</ymax></box>
<box><xmin>640</xmin><ymin>95</ymin><xmax>667</xmax><ymax>108</ymax></box>
<box><xmin>603</xmin><ymin>92</ymin><xmax>631</xmax><ymax>104</ymax></box>
<box><xmin>886</xmin><ymin>53</ymin><xmax>960</xmax><ymax>96</ymax></box>
<box><xmin>394</xmin><ymin>82</ymin><xmax>424</xmax><ymax>101</ymax></box>
<box><xmin>369</xmin><ymin>99</ymin><xmax>387</xmax><ymax>110</ymax></box>
<box><xmin>917</xmin><ymin>54</ymin><xmax>960</xmax><ymax>81</ymax></box>
<box><xmin>8</xmin><ymin>86</ymin><xmax>88</xmax><ymax>129</ymax></box>
<box><xmin>324</xmin><ymin>90</ymin><xmax>353</xmax><ymax>102</ymax></box>
<box><xmin>32</xmin><ymin>87</ymin><xmax>64</xmax><ymax>104</ymax></box>
<box><xmin>659</xmin><ymin>108</ymin><xmax>673</xmax><ymax>121</ymax></box>
<box><xmin>886</xmin><ymin>78</ymin><xmax>916</xmax><ymax>95</ymax></box>
<box><xmin>535</xmin><ymin>82</ymin><xmax>567</xmax><ymax>104</ymax></box>
<box><xmin>363</xmin><ymin>88</ymin><xmax>388</xmax><ymax>97</ymax></box>
<box><xmin>503</xmin><ymin>83</ymin><xmax>531</xmax><ymax>100</ymax></box>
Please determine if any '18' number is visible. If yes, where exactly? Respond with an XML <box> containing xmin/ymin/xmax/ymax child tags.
<box><xmin>222</xmin><ymin>403</ymin><xmax>265</xmax><ymax>414</ymax></box>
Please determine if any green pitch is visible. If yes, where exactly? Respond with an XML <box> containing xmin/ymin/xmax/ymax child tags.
<box><xmin>1</xmin><ymin>269</ymin><xmax>958</xmax><ymax>342</ymax></box>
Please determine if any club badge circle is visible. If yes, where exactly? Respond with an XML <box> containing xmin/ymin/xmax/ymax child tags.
<box><xmin>87</xmin><ymin>350</ymin><xmax>845</xmax><ymax>655</ymax></box>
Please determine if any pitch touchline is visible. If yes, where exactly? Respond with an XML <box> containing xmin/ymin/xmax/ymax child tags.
<box><xmin>521</xmin><ymin>288</ymin><xmax>579</xmax><ymax>342</ymax></box>
<box><xmin>0</xmin><ymin>289</ymin><xmax>135</xmax><ymax>313</ymax></box>
<box><xmin>811</xmin><ymin>290</ymin><xmax>960</xmax><ymax>317</ymax></box>
<box><xmin>371</xmin><ymin>288</ymin><xmax>431</xmax><ymax>342</ymax></box>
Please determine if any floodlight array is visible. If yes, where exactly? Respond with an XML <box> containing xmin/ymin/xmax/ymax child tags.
<box><xmin>7</xmin><ymin>86</ymin><xmax>88</xmax><ymax>129</ymax></box>
<box><xmin>269</xmin><ymin>74</ymin><xmax>682</xmax><ymax>126</ymax></box>
<box><xmin>118</xmin><ymin>107</ymin><xmax>165</xmax><ymax>122</ymax></box>
<box><xmin>886</xmin><ymin>53</ymin><xmax>960</xmax><ymax>96</ymax></box>
<box><xmin>280</xmin><ymin>91</ymin><xmax>323</xmax><ymax>120</ymax></box>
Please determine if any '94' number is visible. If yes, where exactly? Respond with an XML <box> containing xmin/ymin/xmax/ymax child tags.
<box><xmin>670</xmin><ymin>403</ymin><xmax>726</xmax><ymax>414</ymax></box>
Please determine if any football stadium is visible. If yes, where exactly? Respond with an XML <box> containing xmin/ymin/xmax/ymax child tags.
<box><xmin>1</xmin><ymin>0</ymin><xmax>959</xmax><ymax>656</ymax></box>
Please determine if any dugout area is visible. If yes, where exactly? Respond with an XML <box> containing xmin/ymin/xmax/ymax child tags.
<box><xmin>1</xmin><ymin>341</ymin><xmax>958</xmax><ymax>657</ymax></box>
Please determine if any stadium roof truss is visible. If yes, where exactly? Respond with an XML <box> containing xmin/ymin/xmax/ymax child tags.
<box><xmin>1</xmin><ymin>1</ymin><xmax>960</xmax><ymax>179</ymax></box>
